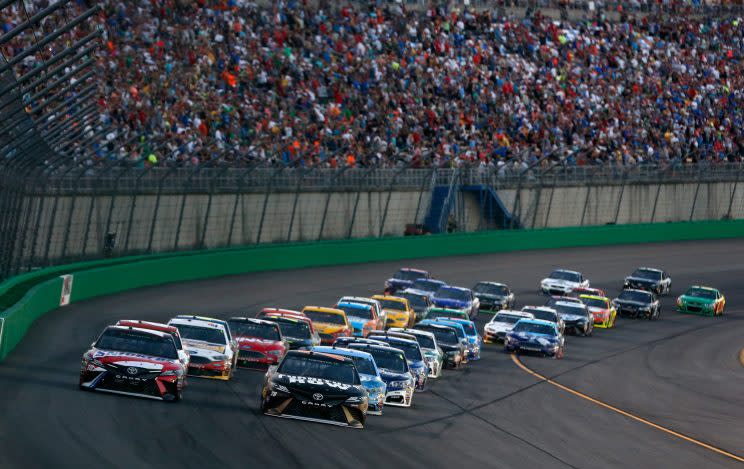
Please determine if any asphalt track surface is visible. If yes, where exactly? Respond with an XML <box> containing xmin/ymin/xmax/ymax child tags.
<box><xmin>1</xmin><ymin>239</ymin><xmax>744</xmax><ymax>469</ymax></box>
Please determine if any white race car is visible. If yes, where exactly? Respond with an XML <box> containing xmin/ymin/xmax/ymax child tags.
<box><xmin>483</xmin><ymin>310</ymin><xmax>535</xmax><ymax>343</ymax></box>
<box><xmin>168</xmin><ymin>316</ymin><xmax>236</xmax><ymax>380</ymax></box>
<box><xmin>540</xmin><ymin>269</ymin><xmax>590</xmax><ymax>296</ymax></box>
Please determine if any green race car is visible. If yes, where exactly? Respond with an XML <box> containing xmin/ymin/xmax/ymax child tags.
<box><xmin>676</xmin><ymin>286</ymin><xmax>725</xmax><ymax>316</ymax></box>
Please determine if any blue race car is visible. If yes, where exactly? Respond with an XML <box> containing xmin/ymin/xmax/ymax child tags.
<box><xmin>417</xmin><ymin>319</ymin><xmax>471</xmax><ymax>364</ymax></box>
<box><xmin>434</xmin><ymin>317</ymin><xmax>482</xmax><ymax>361</ymax></box>
<box><xmin>347</xmin><ymin>343</ymin><xmax>416</xmax><ymax>408</ymax></box>
<box><xmin>384</xmin><ymin>268</ymin><xmax>431</xmax><ymax>295</ymax></box>
<box><xmin>431</xmin><ymin>286</ymin><xmax>480</xmax><ymax>320</ymax></box>
<box><xmin>367</xmin><ymin>334</ymin><xmax>429</xmax><ymax>391</ymax></box>
<box><xmin>404</xmin><ymin>278</ymin><xmax>448</xmax><ymax>300</ymax></box>
<box><xmin>503</xmin><ymin>318</ymin><xmax>565</xmax><ymax>359</ymax></box>
<box><xmin>312</xmin><ymin>346</ymin><xmax>387</xmax><ymax>415</ymax></box>
<box><xmin>335</xmin><ymin>301</ymin><xmax>380</xmax><ymax>337</ymax></box>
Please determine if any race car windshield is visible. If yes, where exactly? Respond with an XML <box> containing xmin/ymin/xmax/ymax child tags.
<box><xmin>473</xmin><ymin>283</ymin><xmax>509</xmax><ymax>296</ymax></box>
<box><xmin>337</xmin><ymin>304</ymin><xmax>373</xmax><ymax>319</ymax></box>
<box><xmin>173</xmin><ymin>324</ymin><xmax>226</xmax><ymax>345</ymax></box>
<box><xmin>549</xmin><ymin>271</ymin><xmax>581</xmax><ymax>282</ymax></box>
<box><xmin>458</xmin><ymin>322</ymin><xmax>476</xmax><ymax>335</ymax></box>
<box><xmin>553</xmin><ymin>304</ymin><xmax>590</xmax><ymax>318</ymax></box>
<box><xmin>435</xmin><ymin>288</ymin><xmax>470</xmax><ymax>301</ymax></box>
<box><xmin>523</xmin><ymin>309</ymin><xmax>558</xmax><ymax>322</ymax></box>
<box><xmin>512</xmin><ymin>323</ymin><xmax>557</xmax><ymax>336</ymax></box>
<box><xmin>347</xmin><ymin>355</ymin><xmax>376</xmax><ymax>376</ymax></box>
<box><xmin>274</xmin><ymin>321</ymin><xmax>311</xmax><ymax>339</ymax></box>
<box><xmin>618</xmin><ymin>290</ymin><xmax>653</xmax><ymax>303</ymax></box>
<box><xmin>685</xmin><ymin>288</ymin><xmax>717</xmax><ymax>299</ymax></box>
<box><xmin>494</xmin><ymin>314</ymin><xmax>524</xmax><ymax>324</ymax></box>
<box><xmin>278</xmin><ymin>356</ymin><xmax>359</xmax><ymax>385</ymax></box>
<box><xmin>417</xmin><ymin>327</ymin><xmax>458</xmax><ymax>345</ymax></box>
<box><xmin>632</xmin><ymin>269</ymin><xmax>661</xmax><ymax>280</ymax></box>
<box><xmin>304</xmin><ymin>311</ymin><xmax>346</xmax><ymax>325</ymax></box>
<box><xmin>96</xmin><ymin>329</ymin><xmax>179</xmax><ymax>359</ymax></box>
<box><xmin>411</xmin><ymin>334</ymin><xmax>435</xmax><ymax>349</ymax></box>
<box><xmin>428</xmin><ymin>310</ymin><xmax>467</xmax><ymax>320</ymax></box>
<box><xmin>365</xmin><ymin>349</ymin><xmax>408</xmax><ymax>373</ymax></box>
<box><xmin>398</xmin><ymin>293</ymin><xmax>428</xmax><ymax>308</ymax></box>
<box><xmin>373</xmin><ymin>340</ymin><xmax>422</xmax><ymax>361</ymax></box>
<box><xmin>394</xmin><ymin>270</ymin><xmax>425</xmax><ymax>281</ymax></box>
<box><xmin>411</xmin><ymin>279</ymin><xmax>443</xmax><ymax>292</ymax></box>
<box><xmin>379</xmin><ymin>299</ymin><xmax>406</xmax><ymax>310</ymax></box>
<box><xmin>227</xmin><ymin>321</ymin><xmax>280</xmax><ymax>341</ymax></box>
<box><xmin>582</xmin><ymin>298</ymin><xmax>607</xmax><ymax>309</ymax></box>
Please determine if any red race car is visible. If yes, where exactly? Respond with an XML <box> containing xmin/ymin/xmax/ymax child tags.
<box><xmin>116</xmin><ymin>320</ymin><xmax>190</xmax><ymax>366</ymax></box>
<box><xmin>227</xmin><ymin>317</ymin><xmax>287</xmax><ymax>369</ymax></box>
<box><xmin>79</xmin><ymin>325</ymin><xmax>186</xmax><ymax>402</ymax></box>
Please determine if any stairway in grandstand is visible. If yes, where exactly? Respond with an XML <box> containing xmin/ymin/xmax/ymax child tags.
<box><xmin>424</xmin><ymin>182</ymin><xmax>521</xmax><ymax>233</ymax></box>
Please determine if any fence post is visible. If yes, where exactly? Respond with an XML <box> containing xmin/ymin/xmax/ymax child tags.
<box><xmin>689</xmin><ymin>168</ymin><xmax>703</xmax><ymax>221</ymax></box>
<box><xmin>580</xmin><ymin>185</ymin><xmax>592</xmax><ymax>226</ymax></box>
<box><xmin>347</xmin><ymin>168</ymin><xmax>375</xmax><ymax>239</ymax></box>
<box><xmin>287</xmin><ymin>167</ymin><xmax>314</xmax><ymax>242</ymax></box>
<box><xmin>41</xmin><ymin>179</ymin><xmax>62</xmax><ymax>267</ymax></box>
<box><xmin>726</xmin><ymin>164</ymin><xmax>741</xmax><ymax>219</ymax></box>
<box><xmin>613</xmin><ymin>171</ymin><xmax>627</xmax><ymax>224</ymax></box>
<box><xmin>318</xmin><ymin>167</ymin><xmax>351</xmax><ymax>241</ymax></box>
<box><xmin>226</xmin><ymin>162</ymin><xmax>265</xmax><ymax>247</ymax></box>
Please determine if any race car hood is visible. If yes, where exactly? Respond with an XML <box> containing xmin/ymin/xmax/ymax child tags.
<box><xmin>377</xmin><ymin>368</ymin><xmax>411</xmax><ymax>384</ymax></box>
<box><xmin>587</xmin><ymin>306</ymin><xmax>609</xmax><ymax>314</ymax></box>
<box><xmin>508</xmin><ymin>332</ymin><xmax>559</xmax><ymax>345</ymax></box>
<box><xmin>542</xmin><ymin>278</ymin><xmax>580</xmax><ymax>288</ymax></box>
<box><xmin>474</xmin><ymin>292</ymin><xmax>508</xmax><ymax>301</ymax></box>
<box><xmin>558</xmin><ymin>313</ymin><xmax>587</xmax><ymax>321</ymax></box>
<box><xmin>678</xmin><ymin>295</ymin><xmax>714</xmax><ymax>304</ymax></box>
<box><xmin>285</xmin><ymin>337</ymin><xmax>314</xmax><ymax>349</ymax></box>
<box><xmin>272</xmin><ymin>373</ymin><xmax>364</xmax><ymax>400</ymax></box>
<box><xmin>85</xmin><ymin>348</ymin><xmax>180</xmax><ymax>372</ymax></box>
<box><xmin>236</xmin><ymin>336</ymin><xmax>283</xmax><ymax>352</ymax></box>
<box><xmin>625</xmin><ymin>276</ymin><xmax>659</xmax><ymax>286</ymax></box>
<box><xmin>431</xmin><ymin>298</ymin><xmax>468</xmax><ymax>309</ymax></box>
<box><xmin>613</xmin><ymin>299</ymin><xmax>650</xmax><ymax>308</ymax></box>
<box><xmin>405</xmin><ymin>288</ymin><xmax>436</xmax><ymax>298</ymax></box>
<box><xmin>312</xmin><ymin>322</ymin><xmax>347</xmax><ymax>334</ymax></box>
<box><xmin>485</xmin><ymin>321</ymin><xmax>513</xmax><ymax>332</ymax></box>
<box><xmin>181</xmin><ymin>338</ymin><xmax>226</xmax><ymax>354</ymax></box>
<box><xmin>347</xmin><ymin>317</ymin><xmax>372</xmax><ymax>330</ymax></box>
<box><xmin>359</xmin><ymin>374</ymin><xmax>385</xmax><ymax>390</ymax></box>
<box><xmin>386</xmin><ymin>278</ymin><xmax>413</xmax><ymax>289</ymax></box>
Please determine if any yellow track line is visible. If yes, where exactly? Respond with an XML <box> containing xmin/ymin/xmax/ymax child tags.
<box><xmin>510</xmin><ymin>354</ymin><xmax>744</xmax><ymax>464</ymax></box>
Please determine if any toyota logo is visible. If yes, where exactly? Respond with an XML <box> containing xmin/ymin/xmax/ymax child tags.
<box><xmin>312</xmin><ymin>393</ymin><xmax>323</xmax><ymax>401</ymax></box>
<box><xmin>126</xmin><ymin>367</ymin><xmax>139</xmax><ymax>375</ymax></box>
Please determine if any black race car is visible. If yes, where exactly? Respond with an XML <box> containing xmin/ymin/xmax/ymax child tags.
<box><xmin>550</xmin><ymin>300</ymin><xmax>593</xmax><ymax>336</ymax></box>
<box><xmin>624</xmin><ymin>267</ymin><xmax>671</xmax><ymax>295</ymax></box>
<box><xmin>472</xmin><ymin>282</ymin><xmax>515</xmax><ymax>312</ymax></box>
<box><xmin>612</xmin><ymin>289</ymin><xmax>660</xmax><ymax>320</ymax></box>
<box><xmin>261</xmin><ymin>350</ymin><xmax>369</xmax><ymax>428</ymax></box>
<box><xmin>414</xmin><ymin>323</ymin><xmax>466</xmax><ymax>369</ymax></box>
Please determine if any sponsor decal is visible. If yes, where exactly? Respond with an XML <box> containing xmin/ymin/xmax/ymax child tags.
<box><xmin>93</xmin><ymin>350</ymin><xmax>172</xmax><ymax>363</ymax></box>
<box><xmin>277</xmin><ymin>374</ymin><xmax>352</xmax><ymax>390</ymax></box>
<box><xmin>126</xmin><ymin>367</ymin><xmax>139</xmax><ymax>375</ymax></box>
<box><xmin>59</xmin><ymin>274</ymin><xmax>73</xmax><ymax>306</ymax></box>
<box><xmin>313</xmin><ymin>393</ymin><xmax>324</xmax><ymax>401</ymax></box>
<box><xmin>301</xmin><ymin>401</ymin><xmax>331</xmax><ymax>408</ymax></box>
<box><xmin>182</xmin><ymin>339</ymin><xmax>225</xmax><ymax>353</ymax></box>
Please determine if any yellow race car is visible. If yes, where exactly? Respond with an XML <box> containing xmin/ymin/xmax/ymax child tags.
<box><xmin>579</xmin><ymin>295</ymin><xmax>617</xmax><ymax>328</ymax></box>
<box><xmin>372</xmin><ymin>295</ymin><xmax>415</xmax><ymax>328</ymax></box>
<box><xmin>301</xmin><ymin>306</ymin><xmax>352</xmax><ymax>344</ymax></box>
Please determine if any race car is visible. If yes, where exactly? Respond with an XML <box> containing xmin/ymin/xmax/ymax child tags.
<box><xmin>384</xmin><ymin>268</ymin><xmax>431</xmax><ymax>294</ymax></box>
<box><xmin>612</xmin><ymin>289</ymin><xmax>660</xmax><ymax>320</ymax></box>
<box><xmin>504</xmin><ymin>319</ymin><xmax>565</xmax><ymax>359</ymax></box>
<box><xmin>335</xmin><ymin>301</ymin><xmax>384</xmax><ymax>337</ymax></box>
<box><xmin>403</xmin><ymin>278</ymin><xmax>448</xmax><ymax>300</ymax></box>
<box><xmin>424</xmin><ymin>307</ymin><xmax>470</xmax><ymax>322</ymax></box>
<box><xmin>414</xmin><ymin>322</ymin><xmax>466</xmax><ymax>369</ymax></box>
<box><xmin>262</xmin><ymin>316</ymin><xmax>320</xmax><ymax>350</ymax></box>
<box><xmin>79</xmin><ymin>325</ymin><xmax>186</xmax><ymax>401</ymax></box>
<box><xmin>483</xmin><ymin>310</ymin><xmax>535</xmax><ymax>343</ymax></box>
<box><xmin>568</xmin><ymin>286</ymin><xmax>606</xmax><ymax>298</ymax></box>
<box><xmin>168</xmin><ymin>316</ymin><xmax>236</xmax><ymax>380</ymax></box>
<box><xmin>260</xmin><ymin>350</ymin><xmax>369</xmax><ymax>428</ymax></box>
<box><xmin>676</xmin><ymin>286</ymin><xmax>725</xmax><ymax>316</ymax></box>
<box><xmin>312</xmin><ymin>346</ymin><xmax>387</xmax><ymax>415</ymax></box>
<box><xmin>115</xmin><ymin>320</ymin><xmax>190</xmax><ymax>366</ymax></box>
<box><xmin>388</xmin><ymin>328</ymin><xmax>444</xmax><ymax>378</ymax></box>
<box><xmin>371</xmin><ymin>295</ymin><xmax>415</xmax><ymax>328</ymax></box>
<box><xmin>418</xmin><ymin>319</ymin><xmax>471</xmax><ymax>364</ymax></box>
<box><xmin>540</xmin><ymin>269</ymin><xmax>590</xmax><ymax>296</ymax></box>
<box><xmin>579</xmin><ymin>295</ymin><xmax>617</xmax><ymax>328</ymax></box>
<box><xmin>347</xmin><ymin>343</ymin><xmax>415</xmax><ymax>408</ymax></box>
<box><xmin>395</xmin><ymin>290</ymin><xmax>433</xmax><ymax>322</ymax></box>
<box><xmin>301</xmin><ymin>306</ymin><xmax>352</xmax><ymax>344</ymax></box>
<box><xmin>521</xmin><ymin>306</ymin><xmax>565</xmax><ymax>334</ymax></box>
<box><xmin>551</xmin><ymin>300</ymin><xmax>594</xmax><ymax>336</ymax></box>
<box><xmin>227</xmin><ymin>317</ymin><xmax>287</xmax><ymax>369</ymax></box>
<box><xmin>173</xmin><ymin>315</ymin><xmax>239</xmax><ymax>365</ymax></box>
<box><xmin>433</xmin><ymin>317</ymin><xmax>481</xmax><ymax>361</ymax></box>
<box><xmin>336</xmin><ymin>297</ymin><xmax>385</xmax><ymax>325</ymax></box>
<box><xmin>431</xmin><ymin>286</ymin><xmax>480</xmax><ymax>320</ymax></box>
<box><xmin>259</xmin><ymin>310</ymin><xmax>321</xmax><ymax>346</ymax></box>
<box><xmin>367</xmin><ymin>333</ymin><xmax>429</xmax><ymax>391</ymax></box>
<box><xmin>624</xmin><ymin>267</ymin><xmax>672</xmax><ymax>295</ymax></box>
<box><xmin>472</xmin><ymin>282</ymin><xmax>515</xmax><ymax>312</ymax></box>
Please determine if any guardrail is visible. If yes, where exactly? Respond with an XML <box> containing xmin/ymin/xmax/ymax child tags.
<box><xmin>1</xmin><ymin>219</ymin><xmax>743</xmax><ymax>361</ymax></box>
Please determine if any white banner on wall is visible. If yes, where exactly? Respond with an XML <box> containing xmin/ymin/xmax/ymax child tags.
<box><xmin>60</xmin><ymin>274</ymin><xmax>74</xmax><ymax>306</ymax></box>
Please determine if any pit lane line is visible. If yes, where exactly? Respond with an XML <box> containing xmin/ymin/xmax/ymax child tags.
<box><xmin>510</xmin><ymin>354</ymin><xmax>744</xmax><ymax>464</ymax></box>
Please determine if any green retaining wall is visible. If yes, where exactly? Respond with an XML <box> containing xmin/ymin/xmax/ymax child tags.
<box><xmin>2</xmin><ymin>220</ymin><xmax>744</xmax><ymax>360</ymax></box>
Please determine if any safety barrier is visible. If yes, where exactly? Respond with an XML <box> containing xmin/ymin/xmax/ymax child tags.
<box><xmin>1</xmin><ymin>220</ymin><xmax>743</xmax><ymax>360</ymax></box>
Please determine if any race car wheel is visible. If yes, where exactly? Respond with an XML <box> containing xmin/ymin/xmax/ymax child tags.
<box><xmin>554</xmin><ymin>347</ymin><xmax>564</xmax><ymax>359</ymax></box>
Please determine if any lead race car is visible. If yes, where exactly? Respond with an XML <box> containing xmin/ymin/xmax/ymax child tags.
<box><xmin>79</xmin><ymin>325</ymin><xmax>186</xmax><ymax>402</ymax></box>
<box><xmin>261</xmin><ymin>350</ymin><xmax>369</xmax><ymax>428</ymax></box>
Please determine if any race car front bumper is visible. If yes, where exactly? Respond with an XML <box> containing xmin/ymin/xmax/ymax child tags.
<box><xmin>484</xmin><ymin>330</ymin><xmax>507</xmax><ymax>343</ymax></box>
<box><xmin>187</xmin><ymin>363</ymin><xmax>231</xmax><ymax>380</ymax></box>
<box><xmin>384</xmin><ymin>386</ymin><xmax>414</xmax><ymax>407</ymax></box>
<box><xmin>79</xmin><ymin>369</ymin><xmax>183</xmax><ymax>401</ymax></box>
<box><xmin>237</xmin><ymin>350</ymin><xmax>279</xmax><ymax>369</ymax></box>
